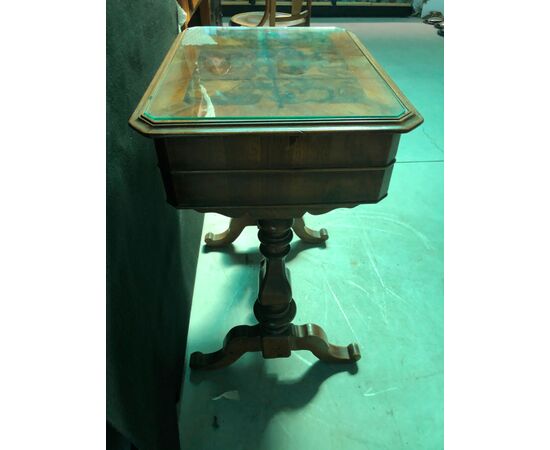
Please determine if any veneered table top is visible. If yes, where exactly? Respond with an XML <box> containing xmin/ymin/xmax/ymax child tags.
<box><xmin>130</xmin><ymin>27</ymin><xmax>422</xmax><ymax>136</ymax></box>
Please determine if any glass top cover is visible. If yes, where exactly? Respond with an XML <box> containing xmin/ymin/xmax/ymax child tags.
<box><xmin>143</xmin><ymin>27</ymin><xmax>406</xmax><ymax>123</ymax></box>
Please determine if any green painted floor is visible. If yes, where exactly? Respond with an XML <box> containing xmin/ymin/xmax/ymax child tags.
<box><xmin>178</xmin><ymin>18</ymin><xmax>443</xmax><ymax>450</ymax></box>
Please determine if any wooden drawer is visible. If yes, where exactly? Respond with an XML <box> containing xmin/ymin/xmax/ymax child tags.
<box><xmin>156</xmin><ymin>133</ymin><xmax>400</xmax><ymax>171</ymax></box>
<box><xmin>159</xmin><ymin>164</ymin><xmax>394</xmax><ymax>208</ymax></box>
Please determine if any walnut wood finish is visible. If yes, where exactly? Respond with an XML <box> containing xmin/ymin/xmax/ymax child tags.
<box><xmin>190</xmin><ymin>220</ymin><xmax>359</xmax><ymax>369</ymax></box>
<box><xmin>154</xmin><ymin>133</ymin><xmax>398</xmax><ymax>217</ymax></box>
<box><xmin>204</xmin><ymin>215</ymin><xmax>328</xmax><ymax>247</ymax></box>
<box><xmin>131</xmin><ymin>28</ymin><xmax>417</xmax><ymax>130</ymax></box>
<box><xmin>204</xmin><ymin>215</ymin><xmax>256</xmax><ymax>247</ymax></box>
<box><xmin>293</xmin><ymin>217</ymin><xmax>328</xmax><ymax>243</ymax></box>
<box><xmin>129</xmin><ymin>27</ymin><xmax>423</xmax><ymax>370</ymax></box>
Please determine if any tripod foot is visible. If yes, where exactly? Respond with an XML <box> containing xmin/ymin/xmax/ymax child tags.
<box><xmin>291</xmin><ymin>324</ymin><xmax>361</xmax><ymax>363</ymax></box>
<box><xmin>292</xmin><ymin>217</ymin><xmax>329</xmax><ymax>244</ymax></box>
<box><xmin>189</xmin><ymin>325</ymin><xmax>262</xmax><ymax>370</ymax></box>
<box><xmin>190</xmin><ymin>323</ymin><xmax>360</xmax><ymax>370</ymax></box>
<box><xmin>204</xmin><ymin>216</ymin><xmax>256</xmax><ymax>247</ymax></box>
<box><xmin>205</xmin><ymin>216</ymin><xmax>329</xmax><ymax>247</ymax></box>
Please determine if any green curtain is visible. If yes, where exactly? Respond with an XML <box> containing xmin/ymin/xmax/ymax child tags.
<box><xmin>107</xmin><ymin>1</ymin><xmax>204</xmax><ymax>449</ymax></box>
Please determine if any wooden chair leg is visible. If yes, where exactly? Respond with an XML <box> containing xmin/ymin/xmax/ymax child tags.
<box><xmin>198</xmin><ymin>0</ymin><xmax>212</xmax><ymax>25</ymax></box>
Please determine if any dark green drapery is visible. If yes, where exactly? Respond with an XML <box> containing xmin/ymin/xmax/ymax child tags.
<box><xmin>107</xmin><ymin>1</ymin><xmax>204</xmax><ymax>449</ymax></box>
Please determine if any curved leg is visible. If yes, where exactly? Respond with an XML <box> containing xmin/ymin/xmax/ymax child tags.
<box><xmin>190</xmin><ymin>322</ymin><xmax>360</xmax><ymax>369</ymax></box>
<box><xmin>190</xmin><ymin>325</ymin><xmax>262</xmax><ymax>370</ymax></box>
<box><xmin>192</xmin><ymin>218</ymin><xmax>358</xmax><ymax>371</ymax></box>
<box><xmin>205</xmin><ymin>216</ymin><xmax>328</xmax><ymax>247</ymax></box>
<box><xmin>290</xmin><ymin>324</ymin><xmax>361</xmax><ymax>363</ymax></box>
<box><xmin>292</xmin><ymin>217</ymin><xmax>329</xmax><ymax>244</ymax></box>
<box><xmin>204</xmin><ymin>216</ymin><xmax>256</xmax><ymax>247</ymax></box>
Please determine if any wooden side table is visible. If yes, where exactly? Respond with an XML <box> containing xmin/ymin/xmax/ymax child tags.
<box><xmin>130</xmin><ymin>27</ymin><xmax>422</xmax><ymax>370</ymax></box>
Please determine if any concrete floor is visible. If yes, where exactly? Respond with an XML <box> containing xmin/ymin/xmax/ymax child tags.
<box><xmin>178</xmin><ymin>18</ymin><xmax>443</xmax><ymax>450</ymax></box>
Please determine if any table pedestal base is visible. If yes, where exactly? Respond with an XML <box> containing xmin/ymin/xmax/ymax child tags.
<box><xmin>189</xmin><ymin>324</ymin><xmax>361</xmax><ymax>370</ymax></box>
<box><xmin>204</xmin><ymin>215</ymin><xmax>329</xmax><ymax>247</ymax></box>
<box><xmin>190</xmin><ymin>218</ymin><xmax>360</xmax><ymax>370</ymax></box>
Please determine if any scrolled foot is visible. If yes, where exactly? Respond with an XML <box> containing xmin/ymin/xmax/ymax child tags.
<box><xmin>290</xmin><ymin>323</ymin><xmax>361</xmax><ymax>363</ymax></box>
<box><xmin>204</xmin><ymin>216</ymin><xmax>256</xmax><ymax>247</ymax></box>
<box><xmin>292</xmin><ymin>217</ymin><xmax>329</xmax><ymax>244</ymax></box>
<box><xmin>190</xmin><ymin>325</ymin><xmax>262</xmax><ymax>370</ymax></box>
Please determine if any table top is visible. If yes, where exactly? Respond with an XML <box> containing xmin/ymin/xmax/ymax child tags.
<box><xmin>130</xmin><ymin>27</ymin><xmax>422</xmax><ymax>136</ymax></box>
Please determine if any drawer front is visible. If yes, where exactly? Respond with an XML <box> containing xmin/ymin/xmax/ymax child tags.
<box><xmin>157</xmin><ymin>133</ymin><xmax>400</xmax><ymax>171</ymax></box>
<box><xmin>160</xmin><ymin>164</ymin><xmax>394</xmax><ymax>208</ymax></box>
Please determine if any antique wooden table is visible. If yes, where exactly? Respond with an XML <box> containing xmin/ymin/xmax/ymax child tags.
<box><xmin>129</xmin><ymin>26</ymin><xmax>422</xmax><ymax>370</ymax></box>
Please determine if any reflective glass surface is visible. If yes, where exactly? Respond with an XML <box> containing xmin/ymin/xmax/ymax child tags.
<box><xmin>143</xmin><ymin>27</ymin><xmax>406</xmax><ymax>122</ymax></box>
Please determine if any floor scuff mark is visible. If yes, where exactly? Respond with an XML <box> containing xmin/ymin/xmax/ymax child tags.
<box><xmin>363</xmin><ymin>386</ymin><xmax>399</xmax><ymax>397</ymax></box>
<box><xmin>326</xmin><ymin>280</ymin><xmax>361</xmax><ymax>342</ymax></box>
